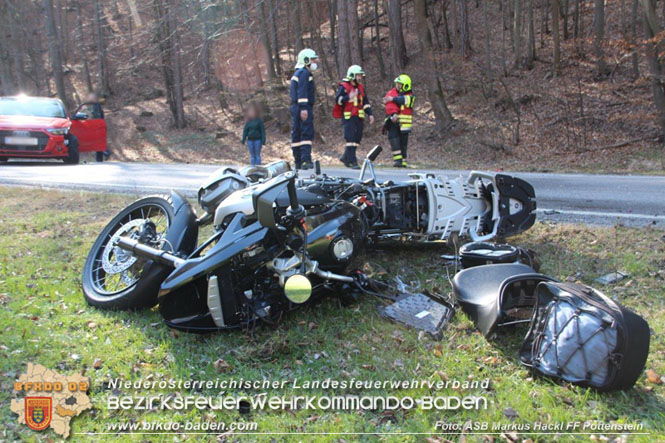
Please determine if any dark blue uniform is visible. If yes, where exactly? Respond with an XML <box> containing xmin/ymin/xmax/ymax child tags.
<box><xmin>290</xmin><ymin>66</ymin><xmax>316</xmax><ymax>167</ymax></box>
<box><xmin>335</xmin><ymin>80</ymin><xmax>372</xmax><ymax>167</ymax></box>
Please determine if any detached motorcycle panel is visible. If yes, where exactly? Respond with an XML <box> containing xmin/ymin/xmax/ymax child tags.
<box><xmin>452</xmin><ymin>263</ymin><xmax>554</xmax><ymax>336</ymax></box>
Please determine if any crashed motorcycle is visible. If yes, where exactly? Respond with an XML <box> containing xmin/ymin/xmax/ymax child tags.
<box><xmin>82</xmin><ymin>146</ymin><xmax>536</xmax><ymax>332</ymax></box>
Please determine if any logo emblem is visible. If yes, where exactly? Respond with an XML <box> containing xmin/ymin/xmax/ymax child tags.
<box><xmin>13</xmin><ymin>130</ymin><xmax>30</xmax><ymax>137</ymax></box>
<box><xmin>25</xmin><ymin>397</ymin><xmax>52</xmax><ymax>431</ymax></box>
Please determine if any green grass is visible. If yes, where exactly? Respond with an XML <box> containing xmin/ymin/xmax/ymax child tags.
<box><xmin>1</xmin><ymin>186</ymin><xmax>664</xmax><ymax>442</ymax></box>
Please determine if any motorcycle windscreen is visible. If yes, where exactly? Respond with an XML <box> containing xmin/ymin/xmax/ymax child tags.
<box><xmin>252</xmin><ymin>175</ymin><xmax>291</xmax><ymax>228</ymax></box>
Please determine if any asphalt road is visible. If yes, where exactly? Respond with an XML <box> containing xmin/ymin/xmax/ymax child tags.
<box><xmin>1</xmin><ymin>160</ymin><xmax>664</xmax><ymax>228</ymax></box>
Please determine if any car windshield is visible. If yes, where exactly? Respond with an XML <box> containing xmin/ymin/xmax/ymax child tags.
<box><xmin>0</xmin><ymin>97</ymin><xmax>67</xmax><ymax>118</ymax></box>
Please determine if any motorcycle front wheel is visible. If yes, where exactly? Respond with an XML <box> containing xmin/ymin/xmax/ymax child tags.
<box><xmin>82</xmin><ymin>196</ymin><xmax>175</xmax><ymax>310</ymax></box>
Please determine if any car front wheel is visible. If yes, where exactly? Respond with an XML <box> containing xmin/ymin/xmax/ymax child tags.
<box><xmin>64</xmin><ymin>135</ymin><xmax>79</xmax><ymax>164</ymax></box>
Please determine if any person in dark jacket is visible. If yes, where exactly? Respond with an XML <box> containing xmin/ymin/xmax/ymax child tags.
<box><xmin>289</xmin><ymin>48</ymin><xmax>318</xmax><ymax>169</ymax></box>
<box><xmin>241</xmin><ymin>103</ymin><xmax>266</xmax><ymax>166</ymax></box>
<box><xmin>334</xmin><ymin>65</ymin><xmax>374</xmax><ymax>169</ymax></box>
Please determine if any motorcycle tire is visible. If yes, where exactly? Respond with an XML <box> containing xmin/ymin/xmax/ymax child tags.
<box><xmin>82</xmin><ymin>195</ymin><xmax>175</xmax><ymax>310</ymax></box>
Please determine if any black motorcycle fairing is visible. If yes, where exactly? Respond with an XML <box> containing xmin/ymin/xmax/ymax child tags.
<box><xmin>305</xmin><ymin>201</ymin><xmax>368</xmax><ymax>270</ymax></box>
<box><xmin>159</xmin><ymin>201</ymin><xmax>367</xmax><ymax>329</ymax></box>
<box><xmin>493</xmin><ymin>174</ymin><xmax>537</xmax><ymax>238</ymax></box>
<box><xmin>452</xmin><ymin>263</ymin><xmax>554</xmax><ymax>337</ymax></box>
<box><xmin>159</xmin><ymin>213</ymin><xmax>268</xmax><ymax>298</ymax></box>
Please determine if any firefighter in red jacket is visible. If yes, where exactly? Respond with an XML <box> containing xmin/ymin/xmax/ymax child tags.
<box><xmin>334</xmin><ymin>65</ymin><xmax>374</xmax><ymax>169</ymax></box>
<box><xmin>383</xmin><ymin>74</ymin><xmax>414</xmax><ymax>167</ymax></box>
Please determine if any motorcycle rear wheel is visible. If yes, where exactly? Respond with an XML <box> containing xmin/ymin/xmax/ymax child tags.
<box><xmin>82</xmin><ymin>196</ymin><xmax>175</xmax><ymax>310</ymax></box>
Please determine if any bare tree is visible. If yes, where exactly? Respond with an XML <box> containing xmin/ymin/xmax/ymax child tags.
<box><xmin>414</xmin><ymin>0</ymin><xmax>455</xmax><ymax>128</ymax></box>
<box><xmin>337</xmin><ymin>0</ymin><xmax>351</xmax><ymax>76</ymax></box>
<box><xmin>75</xmin><ymin>0</ymin><xmax>93</xmax><ymax>93</ymax></box>
<box><xmin>93</xmin><ymin>0</ymin><xmax>111</xmax><ymax>96</ymax></box>
<box><xmin>457</xmin><ymin>0</ymin><xmax>472</xmax><ymax>58</ymax></box>
<box><xmin>43</xmin><ymin>0</ymin><xmax>68</xmax><ymax>106</ymax></box>
<box><xmin>258</xmin><ymin>0</ymin><xmax>277</xmax><ymax>80</ymax></box>
<box><xmin>641</xmin><ymin>0</ymin><xmax>665</xmax><ymax>140</ymax></box>
<box><xmin>513</xmin><ymin>0</ymin><xmax>522</xmax><ymax>67</ymax></box>
<box><xmin>526</xmin><ymin>0</ymin><xmax>536</xmax><ymax>68</ymax></box>
<box><xmin>266</xmin><ymin>0</ymin><xmax>282</xmax><ymax>76</ymax></box>
<box><xmin>483</xmin><ymin>0</ymin><xmax>492</xmax><ymax>85</ymax></box>
<box><xmin>347</xmin><ymin>0</ymin><xmax>361</xmax><ymax>64</ymax></box>
<box><xmin>373</xmin><ymin>0</ymin><xmax>387</xmax><ymax>78</ymax></box>
<box><xmin>552</xmin><ymin>0</ymin><xmax>561</xmax><ymax>75</ymax></box>
<box><xmin>291</xmin><ymin>0</ymin><xmax>304</xmax><ymax>54</ymax></box>
<box><xmin>155</xmin><ymin>0</ymin><xmax>186</xmax><ymax>128</ymax></box>
<box><xmin>385</xmin><ymin>0</ymin><xmax>408</xmax><ymax>74</ymax></box>
<box><xmin>630</xmin><ymin>0</ymin><xmax>639</xmax><ymax>79</ymax></box>
<box><xmin>592</xmin><ymin>0</ymin><xmax>607</xmax><ymax>77</ymax></box>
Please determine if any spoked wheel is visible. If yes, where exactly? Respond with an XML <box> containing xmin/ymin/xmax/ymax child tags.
<box><xmin>82</xmin><ymin>196</ymin><xmax>175</xmax><ymax>310</ymax></box>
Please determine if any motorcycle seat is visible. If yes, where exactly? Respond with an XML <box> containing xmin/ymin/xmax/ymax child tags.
<box><xmin>452</xmin><ymin>263</ymin><xmax>554</xmax><ymax>336</ymax></box>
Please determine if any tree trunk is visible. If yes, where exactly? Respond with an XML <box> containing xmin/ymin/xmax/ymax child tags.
<box><xmin>573</xmin><ymin>0</ymin><xmax>580</xmax><ymax>38</ymax></box>
<box><xmin>501</xmin><ymin>0</ymin><xmax>508</xmax><ymax>76</ymax></box>
<box><xmin>562</xmin><ymin>0</ymin><xmax>569</xmax><ymax>40</ymax></box>
<box><xmin>259</xmin><ymin>0</ymin><xmax>277</xmax><ymax>80</ymax></box>
<box><xmin>155</xmin><ymin>0</ymin><xmax>185</xmax><ymax>128</ymax></box>
<box><xmin>483</xmin><ymin>0</ymin><xmax>492</xmax><ymax>85</ymax></box>
<box><xmin>552</xmin><ymin>0</ymin><xmax>561</xmax><ymax>75</ymax></box>
<box><xmin>267</xmin><ymin>0</ymin><xmax>282</xmax><ymax>76</ymax></box>
<box><xmin>93</xmin><ymin>0</ymin><xmax>111</xmax><ymax>96</ymax></box>
<box><xmin>373</xmin><ymin>0</ymin><xmax>387</xmax><ymax>78</ymax></box>
<box><xmin>513</xmin><ymin>0</ymin><xmax>522</xmax><ymax>67</ymax></box>
<box><xmin>385</xmin><ymin>0</ymin><xmax>408</xmax><ymax>74</ymax></box>
<box><xmin>457</xmin><ymin>0</ymin><xmax>472</xmax><ymax>57</ymax></box>
<box><xmin>526</xmin><ymin>0</ymin><xmax>536</xmax><ymax>68</ymax></box>
<box><xmin>292</xmin><ymin>0</ymin><xmax>304</xmax><ymax>54</ymax></box>
<box><xmin>337</xmin><ymin>0</ymin><xmax>351</xmax><ymax>76</ymax></box>
<box><xmin>593</xmin><ymin>0</ymin><xmax>607</xmax><ymax>77</ymax></box>
<box><xmin>75</xmin><ymin>0</ymin><xmax>93</xmax><ymax>93</ymax></box>
<box><xmin>43</xmin><ymin>0</ymin><xmax>68</xmax><ymax>107</ymax></box>
<box><xmin>5</xmin><ymin>1</ymin><xmax>24</xmax><ymax>91</ymax></box>
<box><xmin>630</xmin><ymin>0</ymin><xmax>639</xmax><ymax>79</ymax></box>
<box><xmin>414</xmin><ymin>0</ymin><xmax>455</xmax><ymax>128</ymax></box>
<box><xmin>168</xmin><ymin>0</ymin><xmax>185</xmax><ymax>128</ymax></box>
<box><xmin>328</xmin><ymin>0</ymin><xmax>339</xmax><ymax>75</ymax></box>
<box><xmin>347</xmin><ymin>0</ymin><xmax>362</xmax><ymax>64</ymax></box>
<box><xmin>641</xmin><ymin>0</ymin><xmax>665</xmax><ymax>140</ymax></box>
<box><xmin>442</xmin><ymin>0</ymin><xmax>453</xmax><ymax>50</ymax></box>
<box><xmin>54</xmin><ymin>0</ymin><xmax>66</xmax><ymax>65</ymax></box>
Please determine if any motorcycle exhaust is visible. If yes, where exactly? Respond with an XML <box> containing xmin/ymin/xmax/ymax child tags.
<box><xmin>115</xmin><ymin>237</ymin><xmax>185</xmax><ymax>268</ymax></box>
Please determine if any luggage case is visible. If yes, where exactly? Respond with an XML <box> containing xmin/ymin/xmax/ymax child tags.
<box><xmin>519</xmin><ymin>282</ymin><xmax>650</xmax><ymax>391</ymax></box>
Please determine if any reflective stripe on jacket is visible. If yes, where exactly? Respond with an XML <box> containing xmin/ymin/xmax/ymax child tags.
<box><xmin>384</xmin><ymin>88</ymin><xmax>414</xmax><ymax>131</ymax></box>
<box><xmin>335</xmin><ymin>79</ymin><xmax>372</xmax><ymax>119</ymax></box>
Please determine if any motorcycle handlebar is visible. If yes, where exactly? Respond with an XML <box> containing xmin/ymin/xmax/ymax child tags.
<box><xmin>287</xmin><ymin>178</ymin><xmax>299</xmax><ymax>211</ymax></box>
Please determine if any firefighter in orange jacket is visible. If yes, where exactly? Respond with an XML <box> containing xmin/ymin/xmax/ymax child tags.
<box><xmin>334</xmin><ymin>65</ymin><xmax>374</xmax><ymax>169</ymax></box>
<box><xmin>383</xmin><ymin>74</ymin><xmax>414</xmax><ymax>167</ymax></box>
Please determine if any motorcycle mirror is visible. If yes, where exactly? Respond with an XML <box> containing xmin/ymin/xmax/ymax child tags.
<box><xmin>284</xmin><ymin>274</ymin><xmax>312</xmax><ymax>304</ymax></box>
<box><xmin>367</xmin><ymin>145</ymin><xmax>383</xmax><ymax>162</ymax></box>
<box><xmin>314</xmin><ymin>160</ymin><xmax>321</xmax><ymax>175</ymax></box>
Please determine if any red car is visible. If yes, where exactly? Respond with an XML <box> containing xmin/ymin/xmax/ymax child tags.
<box><xmin>0</xmin><ymin>96</ymin><xmax>107</xmax><ymax>164</ymax></box>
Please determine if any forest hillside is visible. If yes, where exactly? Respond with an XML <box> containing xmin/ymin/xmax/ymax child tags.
<box><xmin>1</xmin><ymin>0</ymin><xmax>664</xmax><ymax>172</ymax></box>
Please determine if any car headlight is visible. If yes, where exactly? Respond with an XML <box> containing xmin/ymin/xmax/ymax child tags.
<box><xmin>47</xmin><ymin>128</ymin><xmax>69</xmax><ymax>135</ymax></box>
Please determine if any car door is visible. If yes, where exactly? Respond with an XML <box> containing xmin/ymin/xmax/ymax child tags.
<box><xmin>68</xmin><ymin>103</ymin><xmax>107</xmax><ymax>152</ymax></box>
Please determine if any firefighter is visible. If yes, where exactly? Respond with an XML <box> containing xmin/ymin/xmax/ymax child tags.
<box><xmin>289</xmin><ymin>48</ymin><xmax>318</xmax><ymax>169</ymax></box>
<box><xmin>383</xmin><ymin>74</ymin><xmax>414</xmax><ymax>167</ymax></box>
<box><xmin>334</xmin><ymin>65</ymin><xmax>374</xmax><ymax>169</ymax></box>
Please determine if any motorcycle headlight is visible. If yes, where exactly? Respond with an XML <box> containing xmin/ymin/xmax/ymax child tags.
<box><xmin>47</xmin><ymin>128</ymin><xmax>69</xmax><ymax>136</ymax></box>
